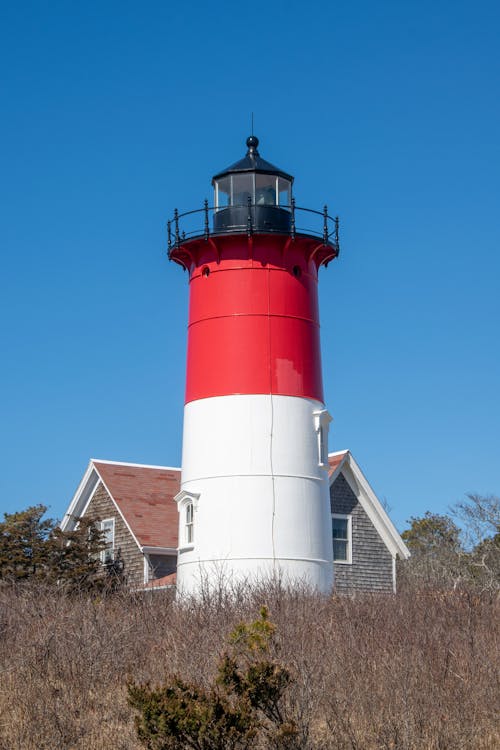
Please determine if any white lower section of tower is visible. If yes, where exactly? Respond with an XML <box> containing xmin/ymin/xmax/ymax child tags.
<box><xmin>175</xmin><ymin>394</ymin><xmax>334</xmax><ymax>596</ymax></box>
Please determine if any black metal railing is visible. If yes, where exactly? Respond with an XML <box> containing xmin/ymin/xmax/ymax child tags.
<box><xmin>167</xmin><ymin>201</ymin><xmax>340</xmax><ymax>254</ymax></box>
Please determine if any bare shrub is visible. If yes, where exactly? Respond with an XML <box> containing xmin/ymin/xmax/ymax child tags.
<box><xmin>0</xmin><ymin>580</ymin><xmax>498</xmax><ymax>749</ymax></box>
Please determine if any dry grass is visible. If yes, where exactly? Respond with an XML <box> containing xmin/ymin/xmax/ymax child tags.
<box><xmin>0</xmin><ymin>581</ymin><xmax>498</xmax><ymax>749</ymax></box>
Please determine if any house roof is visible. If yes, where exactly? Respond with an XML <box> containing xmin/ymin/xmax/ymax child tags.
<box><xmin>92</xmin><ymin>461</ymin><xmax>180</xmax><ymax>549</ymax></box>
<box><xmin>62</xmin><ymin>459</ymin><xmax>181</xmax><ymax>551</ymax></box>
<box><xmin>328</xmin><ymin>450</ymin><xmax>348</xmax><ymax>478</ymax></box>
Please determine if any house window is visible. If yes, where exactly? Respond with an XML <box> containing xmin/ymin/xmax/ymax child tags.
<box><xmin>332</xmin><ymin>514</ymin><xmax>351</xmax><ymax>564</ymax></box>
<box><xmin>185</xmin><ymin>502</ymin><xmax>194</xmax><ymax>545</ymax></box>
<box><xmin>147</xmin><ymin>554</ymin><xmax>177</xmax><ymax>580</ymax></box>
<box><xmin>100</xmin><ymin>518</ymin><xmax>115</xmax><ymax>563</ymax></box>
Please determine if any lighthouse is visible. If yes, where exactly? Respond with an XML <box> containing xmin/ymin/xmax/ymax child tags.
<box><xmin>168</xmin><ymin>136</ymin><xmax>340</xmax><ymax>595</ymax></box>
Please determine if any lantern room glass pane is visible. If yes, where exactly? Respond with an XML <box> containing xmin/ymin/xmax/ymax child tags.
<box><xmin>232</xmin><ymin>173</ymin><xmax>253</xmax><ymax>206</ymax></box>
<box><xmin>255</xmin><ymin>174</ymin><xmax>277</xmax><ymax>206</ymax></box>
<box><xmin>278</xmin><ymin>177</ymin><xmax>291</xmax><ymax>209</ymax></box>
<box><xmin>215</xmin><ymin>177</ymin><xmax>230</xmax><ymax>210</ymax></box>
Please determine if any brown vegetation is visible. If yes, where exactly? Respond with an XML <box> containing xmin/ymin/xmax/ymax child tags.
<box><xmin>0</xmin><ymin>581</ymin><xmax>498</xmax><ymax>750</ymax></box>
<box><xmin>128</xmin><ymin>606</ymin><xmax>297</xmax><ymax>749</ymax></box>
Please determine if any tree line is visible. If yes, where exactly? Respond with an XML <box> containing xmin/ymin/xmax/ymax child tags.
<box><xmin>1</xmin><ymin>493</ymin><xmax>498</xmax><ymax>592</ymax></box>
<box><xmin>400</xmin><ymin>493</ymin><xmax>499</xmax><ymax>590</ymax></box>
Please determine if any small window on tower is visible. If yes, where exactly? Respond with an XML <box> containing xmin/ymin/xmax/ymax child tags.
<box><xmin>313</xmin><ymin>410</ymin><xmax>332</xmax><ymax>469</ymax></box>
<box><xmin>174</xmin><ymin>490</ymin><xmax>199</xmax><ymax>551</ymax></box>
<box><xmin>319</xmin><ymin>426</ymin><xmax>328</xmax><ymax>465</ymax></box>
<box><xmin>185</xmin><ymin>502</ymin><xmax>194</xmax><ymax>545</ymax></box>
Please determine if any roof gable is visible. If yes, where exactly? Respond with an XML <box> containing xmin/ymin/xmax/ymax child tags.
<box><xmin>328</xmin><ymin>451</ymin><xmax>410</xmax><ymax>560</ymax></box>
<box><xmin>328</xmin><ymin>450</ymin><xmax>349</xmax><ymax>481</ymax></box>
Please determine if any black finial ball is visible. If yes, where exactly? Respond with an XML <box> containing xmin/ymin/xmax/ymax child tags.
<box><xmin>246</xmin><ymin>135</ymin><xmax>259</xmax><ymax>149</ymax></box>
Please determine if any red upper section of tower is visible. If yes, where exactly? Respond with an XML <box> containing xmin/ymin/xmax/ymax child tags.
<box><xmin>172</xmin><ymin>233</ymin><xmax>328</xmax><ymax>404</ymax></box>
<box><xmin>168</xmin><ymin>136</ymin><xmax>339</xmax><ymax>404</ymax></box>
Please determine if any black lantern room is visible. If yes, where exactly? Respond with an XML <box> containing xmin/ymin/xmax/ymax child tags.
<box><xmin>167</xmin><ymin>135</ymin><xmax>340</xmax><ymax>265</ymax></box>
<box><xmin>212</xmin><ymin>136</ymin><xmax>293</xmax><ymax>234</ymax></box>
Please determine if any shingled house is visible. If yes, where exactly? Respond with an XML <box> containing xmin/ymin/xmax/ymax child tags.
<box><xmin>328</xmin><ymin>451</ymin><xmax>409</xmax><ymax>593</ymax></box>
<box><xmin>62</xmin><ymin>460</ymin><xmax>180</xmax><ymax>588</ymax></box>
<box><xmin>62</xmin><ymin>452</ymin><xmax>409</xmax><ymax>591</ymax></box>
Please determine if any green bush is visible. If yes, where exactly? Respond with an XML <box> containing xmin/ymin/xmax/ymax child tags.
<box><xmin>128</xmin><ymin>606</ymin><xmax>298</xmax><ymax>750</ymax></box>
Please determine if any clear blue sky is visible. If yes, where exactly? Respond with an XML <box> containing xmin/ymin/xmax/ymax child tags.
<box><xmin>1</xmin><ymin>0</ymin><xmax>499</xmax><ymax>532</ymax></box>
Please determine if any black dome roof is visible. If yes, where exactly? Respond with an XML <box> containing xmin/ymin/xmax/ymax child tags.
<box><xmin>212</xmin><ymin>136</ymin><xmax>294</xmax><ymax>183</ymax></box>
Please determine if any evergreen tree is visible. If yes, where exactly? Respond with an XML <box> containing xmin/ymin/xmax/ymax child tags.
<box><xmin>49</xmin><ymin>516</ymin><xmax>124</xmax><ymax>591</ymax></box>
<box><xmin>0</xmin><ymin>504</ymin><xmax>124</xmax><ymax>591</ymax></box>
<box><xmin>0</xmin><ymin>505</ymin><xmax>54</xmax><ymax>579</ymax></box>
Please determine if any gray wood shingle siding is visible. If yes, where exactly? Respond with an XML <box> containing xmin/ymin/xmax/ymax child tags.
<box><xmin>331</xmin><ymin>472</ymin><xmax>394</xmax><ymax>593</ymax></box>
<box><xmin>85</xmin><ymin>483</ymin><xmax>145</xmax><ymax>588</ymax></box>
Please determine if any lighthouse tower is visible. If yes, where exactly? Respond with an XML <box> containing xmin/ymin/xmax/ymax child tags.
<box><xmin>169</xmin><ymin>136</ymin><xmax>339</xmax><ymax>595</ymax></box>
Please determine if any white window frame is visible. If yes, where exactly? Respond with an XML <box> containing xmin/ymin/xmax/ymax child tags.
<box><xmin>313</xmin><ymin>410</ymin><xmax>332</xmax><ymax>469</ymax></box>
<box><xmin>185</xmin><ymin>502</ymin><xmax>194</xmax><ymax>545</ymax></box>
<box><xmin>174</xmin><ymin>491</ymin><xmax>200</xmax><ymax>552</ymax></box>
<box><xmin>100</xmin><ymin>518</ymin><xmax>115</xmax><ymax>563</ymax></box>
<box><xmin>332</xmin><ymin>513</ymin><xmax>352</xmax><ymax>565</ymax></box>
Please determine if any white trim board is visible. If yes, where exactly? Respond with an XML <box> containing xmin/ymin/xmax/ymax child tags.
<box><xmin>142</xmin><ymin>546</ymin><xmax>178</xmax><ymax>555</ymax></box>
<box><xmin>328</xmin><ymin>450</ymin><xmax>349</xmax><ymax>485</ymax></box>
<box><xmin>60</xmin><ymin>462</ymin><xmax>99</xmax><ymax>531</ymax></box>
<box><xmin>91</xmin><ymin>458</ymin><xmax>181</xmax><ymax>472</ymax></box>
